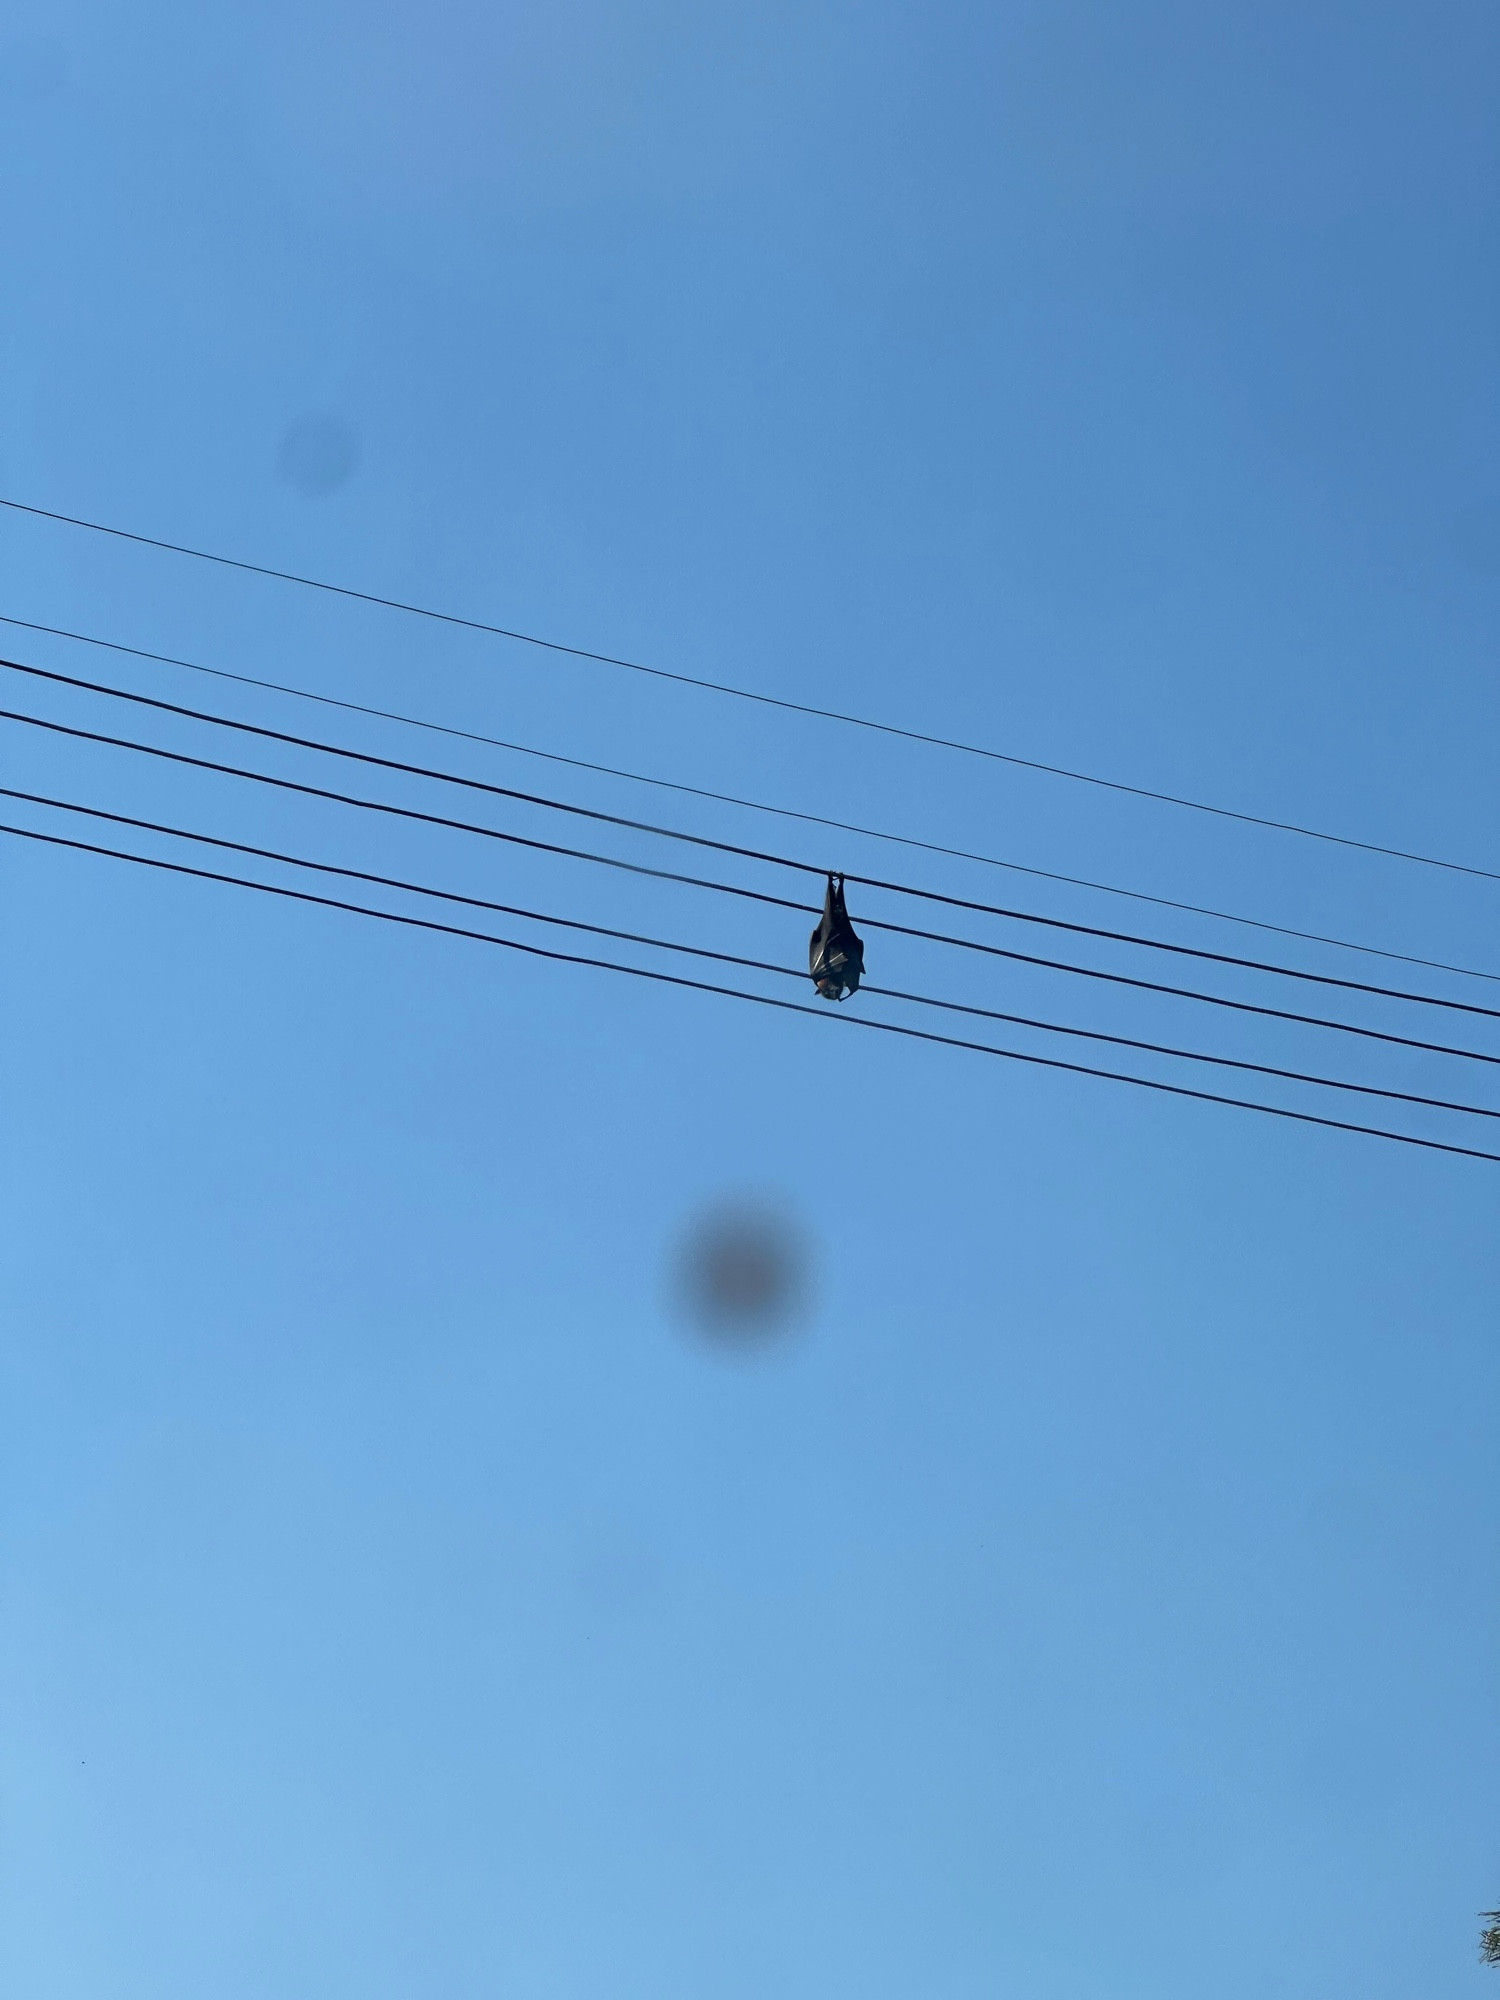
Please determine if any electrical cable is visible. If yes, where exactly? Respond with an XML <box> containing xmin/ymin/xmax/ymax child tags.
<box><xmin>13</xmin><ymin>779</ymin><xmax>1499</xmax><ymax>1124</ymax></box>
<box><xmin>8</xmin><ymin>655</ymin><xmax>1500</xmax><ymax>1026</ymax></box>
<box><xmin>4</xmin><ymin>492</ymin><xmax>1495</xmax><ymax>886</ymax></box>
<box><xmin>7</xmin><ymin>608</ymin><xmax>1495</xmax><ymax>991</ymax></box>
<box><xmin>8</xmin><ymin>698</ymin><xmax>1500</xmax><ymax>1070</ymax></box>
<box><xmin>7</xmin><ymin>812</ymin><xmax>1498</xmax><ymax>1164</ymax></box>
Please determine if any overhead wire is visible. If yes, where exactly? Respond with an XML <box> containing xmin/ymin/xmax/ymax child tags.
<box><xmin>7</xmin><ymin>696</ymin><xmax>1500</xmax><ymax>1072</ymax></box>
<box><xmin>10</xmin><ymin>778</ymin><xmax>1500</xmax><ymax>1127</ymax></box>
<box><xmin>5</xmin><ymin>608</ymin><xmax>1496</xmax><ymax>990</ymax></box>
<box><xmin>7</xmin><ymin>813</ymin><xmax>1499</xmax><ymax>1164</ymax></box>
<box><xmin>8</xmin><ymin>655</ymin><xmax>1500</xmax><ymax>1026</ymax></box>
<box><xmin>3</xmin><ymin>493</ymin><xmax>1497</xmax><ymax>886</ymax></box>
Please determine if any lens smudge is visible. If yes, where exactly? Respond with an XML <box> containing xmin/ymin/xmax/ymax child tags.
<box><xmin>674</xmin><ymin>1198</ymin><xmax>811</xmax><ymax>1352</ymax></box>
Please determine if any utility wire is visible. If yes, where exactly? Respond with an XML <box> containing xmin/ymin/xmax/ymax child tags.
<box><xmin>7</xmin><ymin>698</ymin><xmax>1500</xmax><ymax>1072</ymax></box>
<box><xmin>12</xmin><ymin>779</ymin><xmax>1500</xmax><ymax>1126</ymax></box>
<box><xmin>7</xmin><ymin>609</ymin><xmax>1495</xmax><ymax>991</ymax></box>
<box><xmin>7</xmin><ymin>813</ymin><xmax>1498</xmax><ymax>1165</ymax></box>
<box><xmin>3</xmin><ymin>492</ymin><xmax>1495</xmax><ymax>886</ymax></box>
<box><xmin>8</xmin><ymin>656</ymin><xmax>1500</xmax><ymax>1026</ymax></box>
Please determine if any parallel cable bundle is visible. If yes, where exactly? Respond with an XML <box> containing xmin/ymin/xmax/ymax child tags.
<box><xmin>3</xmin><ymin>495</ymin><xmax>1498</xmax><ymax>1164</ymax></box>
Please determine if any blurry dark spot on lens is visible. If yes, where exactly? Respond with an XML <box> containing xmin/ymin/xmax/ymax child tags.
<box><xmin>1451</xmin><ymin>500</ymin><xmax>1500</xmax><ymax>577</ymax></box>
<box><xmin>0</xmin><ymin>36</ymin><xmax>66</xmax><ymax>100</ymax></box>
<box><xmin>277</xmin><ymin>414</ymin><xmax>361</xmax><ymax>497</ymax></box>
<box><xmin>675</xmin><ymin>1199</ymin><xmax>810</xmax><ymax>1351</ymax></box>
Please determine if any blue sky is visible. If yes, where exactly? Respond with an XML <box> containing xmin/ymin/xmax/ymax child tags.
<box><xmin>1</xmin><ymin>3</ymin><xmax>1498</xmax><ymax>1994</ymax></box>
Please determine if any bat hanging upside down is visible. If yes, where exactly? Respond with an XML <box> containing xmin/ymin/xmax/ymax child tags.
<box><xmin>809</xmin><ymin>873</ymin><xmax>865</xmax><ymax>1001</ymax></box>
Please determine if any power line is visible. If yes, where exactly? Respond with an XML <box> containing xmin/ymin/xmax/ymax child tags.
<box><xmin>7</xmin><ymin>813</ymin><xmax>1498</xmax><ymax>1165</ymax></box>
<box><xmin>9</xmin><ymin>655</ymin><xmax>1500</xmax><ymax>1026</ymax></box>
<box><xmin>14</xmin><ymin>779</ymin><xmax>1500</xmax><ymax>1125</ymax></box>
<box><xmin>7</xmin><ymin>608</ymin><xmax>1495</xmax><ymax>990</ymax></box>
<box><xmin>3</xmin><ymin>492</ymin><xmax>1495</xmax><ymax>887</ymax></box>
<box><xmin>7</xmin><ymin>698</ymin><xmax>1500</xmax><ymax>1072</ymax></box>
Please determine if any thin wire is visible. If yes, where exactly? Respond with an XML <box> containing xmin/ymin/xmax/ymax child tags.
<box><xmin>3</xmin><ymin>492</ymin><xmax>1496</xmax><ymax>886</ymax></box>
<box><xmin>9</xmin><ymin>655</ymin><xmax>1500</xmax><ymax>1026</ymax></box>
<box><xmin>7</xmin><ymin>813</ymin><xmax>1498</xmax><ymax>1164</ymax></box>
<box><xmin>7</xmin><ymin>609</ymin><xmax>1495</xmax><ymax>990</ymax></box>
<box><xmin>12</xmin><ymin>778</ymin><xmax>1500</xmax><ymax>1125</ymax></box>
<box><xmin>7</xmin><ymin>699</ymin><xmax>1500</xmax><ymax>1071</ymax></box>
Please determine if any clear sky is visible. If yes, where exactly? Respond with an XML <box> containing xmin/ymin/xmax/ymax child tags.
<box><xmin>1</xmin><ymin>3</ymin><xmax>1498</xmax><ymax>1995</ymax></box>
